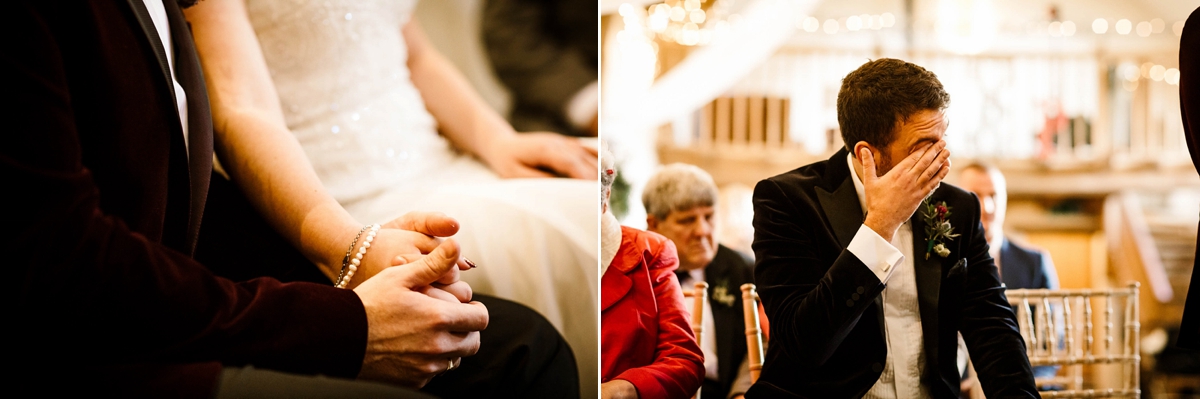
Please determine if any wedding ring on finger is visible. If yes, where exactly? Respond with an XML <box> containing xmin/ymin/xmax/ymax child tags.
<box><xmin>446</xmin><ymin>357</ymin><xmax>459</xmax><ymax>372</ymax></box>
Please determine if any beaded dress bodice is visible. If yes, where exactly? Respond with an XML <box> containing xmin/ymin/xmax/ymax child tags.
<box><xmin>248</xmin><ymin>0</ymin><xmax>455</xmax><ymax>206</ymax></box>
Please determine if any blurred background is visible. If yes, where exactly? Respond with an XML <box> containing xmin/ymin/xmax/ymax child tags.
<box><xmin>599</xmin><ymin>0</ymin><xmax>1198</xmax><ymax>397</ymax></box>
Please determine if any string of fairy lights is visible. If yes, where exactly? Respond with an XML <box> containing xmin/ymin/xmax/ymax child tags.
<box><xmin>630</xmin><ymin>0</ymin><xmax>1186</xmax><ymax>54</ymax></box>
<box><xmin>617</xmin><ymin>1</ymin><xmax>1185</xmax><ymax>91</ymax></box>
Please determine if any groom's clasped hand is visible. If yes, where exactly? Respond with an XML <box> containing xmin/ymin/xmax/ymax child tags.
<box><xmin>352</xmin><ymin>211</ymin><xmax>488</xmax><ymax>388</ymax></box>
<box><xmin>860</xmin><ymin>139</ymin><xmax>951</xmax><ymax>242</ymax></box>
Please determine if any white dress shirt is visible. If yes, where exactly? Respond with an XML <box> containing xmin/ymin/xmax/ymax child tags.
<box><xmin>141</xmin><ymin>0</ymin><xmax>190</xmax><ymax>157</ymax></box>
<box><xmin>843</xmin><ymin>154</ymin><xmax>931</xmax><ymax>399</ymax></box>
<box><xmin>679</xmin><ymin>269</ymin><xmax>720</xmax><ymax>381</ymax></box>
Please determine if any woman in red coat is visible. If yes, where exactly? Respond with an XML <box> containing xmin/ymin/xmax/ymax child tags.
<box><xmin>600</xmin><ymin>145</ymin><xmax>705</xmax><ymax>399</ymax></box>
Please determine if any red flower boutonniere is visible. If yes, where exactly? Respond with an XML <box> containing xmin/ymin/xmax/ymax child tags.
<box><xmin>921</xmin><ymin>198</ymin><xmax>961</xmax><ymax>259</ymax></box>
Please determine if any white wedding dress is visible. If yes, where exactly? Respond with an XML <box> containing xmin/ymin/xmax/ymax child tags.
<box><xmin>246</xmin><ymin>0</ymin><xmax>597</xmax><ymax>391</ymax></box>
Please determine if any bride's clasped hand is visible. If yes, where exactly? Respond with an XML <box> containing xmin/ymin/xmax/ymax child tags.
<box><xmin>330</xmin><ymin>211</ymin><xmax>473</xmax><ymax>290</ymax></box>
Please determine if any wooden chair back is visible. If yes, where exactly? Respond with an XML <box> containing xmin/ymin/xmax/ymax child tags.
<box><xmin>741</xmin><ymin>283</ymin><xmax>765</xmax><ymax>383</ymax></box>
<box><xmin>1004</xmin><ymin>282</ymin><xmax>1141</xmax><ymax>398</ymax></box>
<box><xmin>682</xmin><ymin>281</ymin><xmax>709</xmax><ymax>399</ymax></box>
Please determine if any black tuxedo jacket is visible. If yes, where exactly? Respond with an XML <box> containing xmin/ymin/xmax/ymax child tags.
<box><xmin>3</xmin><ymin>1</ymin><xmax>365</xmax><ymax>395</ymax></box>
<box><xmin>698</xmin><ymin>245</ymin><xmax>756</xmax><ymax>398</ymax></box>
<box><xmin>744</xmin><ymin>148</ymin><xmax>1037</xmax><ymax>398</ymax></box>
<box><xmin>1176</xmin><ymin>5</ymin><xmax>1200</xmax><ymax>350</ymax></box>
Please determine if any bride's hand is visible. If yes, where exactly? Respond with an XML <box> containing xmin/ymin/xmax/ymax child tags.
<box><xmin>343</xmin><ymin>212</ymin><xmax>471</xmax><ymax>288</ymax></box>
<box><xmin>382</xmin><ymin>211</ymin><xmax>461</xmax><ymax>237</ymax></box>
<box><xmin>383</xmin><ymin>211</ymin><xmax>475</xmax><ymax>272</ymax></box>
<box><xmin>481</xmin><ymin>132</ymin><xmax>597</xmax><ymax>180</ymax></box>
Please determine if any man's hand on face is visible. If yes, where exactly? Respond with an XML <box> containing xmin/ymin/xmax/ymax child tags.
<box><xmin>355</xmin><ymin>239</ymin><xmax>488</xmax><ymax>388</ymax></box>
<box><xmin>860</xmin><ymin>140</ymin><xmax>951</xmax><ymax>242</ymax></box>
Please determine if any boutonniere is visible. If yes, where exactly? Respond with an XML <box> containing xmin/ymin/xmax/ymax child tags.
<box><xmin>920</xmin><ymin>198</ymin><xmax>961</xmax><ymax>259</ymax></box>
<box><xmin>712</xmin><ymin>280</ymin><xmax>737</xmax><ymax>307</ymax></box>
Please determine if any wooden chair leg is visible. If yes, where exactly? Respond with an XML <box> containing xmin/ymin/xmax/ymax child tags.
<box><xmin>741</xmin><ymin>283</ymin><xmax>765</xmax><ymax>383</ymax></box>
<box><xmin>687</xmin><ymin>282</ymin><xmax>708</xmax><ymax>399</ymax></box>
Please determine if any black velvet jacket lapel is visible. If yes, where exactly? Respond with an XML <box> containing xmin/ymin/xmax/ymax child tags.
<box><xmin>123</xmin><ymin>0</ymin><xmax>213</xmax><ymax>254</ymax></box>
<box><xmin>164</xmin><ymin>0</ymin><xmax>212</xmax><ymax>254</ymax></box>
<box><xmin>814</xmin><ymin>149</ymin><xmax>862</xmax><ymax>250</ymax></box>
<box><xmin>124</xmin><ymin>0</ymin><xmax>176</xmax><ymax>104</ymax></box>
<box><xmin>910</xmin><ymin>192</ymin><xmax>944</xmax><ymax>375</ymax></box>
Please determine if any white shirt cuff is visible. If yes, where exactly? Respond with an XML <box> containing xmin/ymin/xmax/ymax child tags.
<box><xmin>564</xmin><ymin>81</ymin><xmax>598</xmax><ymax>129</ymax></box>
<box><xmin>846</xmin><ymin>224</ymin><xmax>905</xmax><ymax>284</ymax></box>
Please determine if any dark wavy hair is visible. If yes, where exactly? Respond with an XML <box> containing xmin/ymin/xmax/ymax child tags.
<box><xmin>836</xmin><ymin>58</ymin><xmax>950</xmax><ymax>151</ymax></box>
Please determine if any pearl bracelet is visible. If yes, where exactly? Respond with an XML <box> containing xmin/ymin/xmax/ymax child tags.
<box><xmin>335</xmin><ymin>224</ymin><xmax>380</xmax><ymax>288</ymax></box>
<box><xmin>334</xmin><ymin>225</ymin><xmax>369</xmax><ymax>286</ymax></box>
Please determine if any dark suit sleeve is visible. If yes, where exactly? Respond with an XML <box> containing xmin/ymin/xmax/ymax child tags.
<box><xmin>615</xmin><ymin>240</ymin><xmax>706</xmax><ymax>399</ymax></box>
<box><xmin>2</xmin><ymin>3</ymin><xmax>366</xmax><ymax>388</ymax></box>
<box><xmin>1177</xmin><ymin>6</ymin><xmax>1200</xmax><ymax>350</ymax></box>
<box><xmin>1183</xmin><ymin>6</ymin><xmax>1200</xmax><ymax>175</ymax></box>
<box><xmin>751</xmin><ymin>179</ymin><xmax>886</xmax><ymax>366</ymax></box>
<box><xmin>482</xmin><ymin>0</ymin><xmax>595</xmax><ymax>118</ymax></box>
<box><xmin>957</xmin><ymin>198</ymin><xmax>1039</xmax><ymax>397</ymax></box>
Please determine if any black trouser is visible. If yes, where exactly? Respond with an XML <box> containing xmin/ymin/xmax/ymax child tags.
<box><xmin>216</xmin><ymin>366</ymin><xmax>435</xmax><ymax>398</ymax></box>
<box><xmin>701</xmin><ymin>377</ymin><xmax>727</xmax><ymax>399</ymax></box>
<box><xmin>199</xmin><ymin>173</ymin><xmax>580</xmax><ymax>398</ymax></box>
<box><xmin>422</xmin><ymin>295</ymin><xmax>579</xmax><ymax>398</ymax></box>
<box><xmin>215</xmin><ymin>295</ymin><xmax>578</xmax><ymax>399</ymax></box>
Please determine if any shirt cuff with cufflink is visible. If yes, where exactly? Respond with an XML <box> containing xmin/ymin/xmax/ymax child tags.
<box><xmin>846</xmin><ymin>224</ymin><xmax>905</xmax><ymax>284</ymax></box>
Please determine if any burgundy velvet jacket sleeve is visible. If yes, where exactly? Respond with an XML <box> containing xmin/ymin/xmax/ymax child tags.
<box><xmin>3</xmin><ymin>2</ymin><xmax>366</xmax><ymax>394</ymax></box>
<box><xmin>609</xmin><ymin>228</ymin><xmax>705</xmax><ymax>399</ymax></box>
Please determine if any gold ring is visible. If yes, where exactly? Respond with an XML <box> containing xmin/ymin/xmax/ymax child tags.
<box><xmin>447</xmin><ymin>358</ymin><xmax>457</xmax><ymax>372</ymax></box>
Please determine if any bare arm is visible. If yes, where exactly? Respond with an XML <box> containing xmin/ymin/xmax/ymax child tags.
<box><xmin>404</xmin><ymin>18</ymin><xmax>511</xmax><ymax>165</ymax></box>
<box><xmin>403</xmin><ymin>19</ymin><xmax>596</xmax><ymax>180</ymax></box>
<box><xmin>184</xmin><ymin>0</ymin><xmax>454</xmax><ymax>284</ymax></box>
